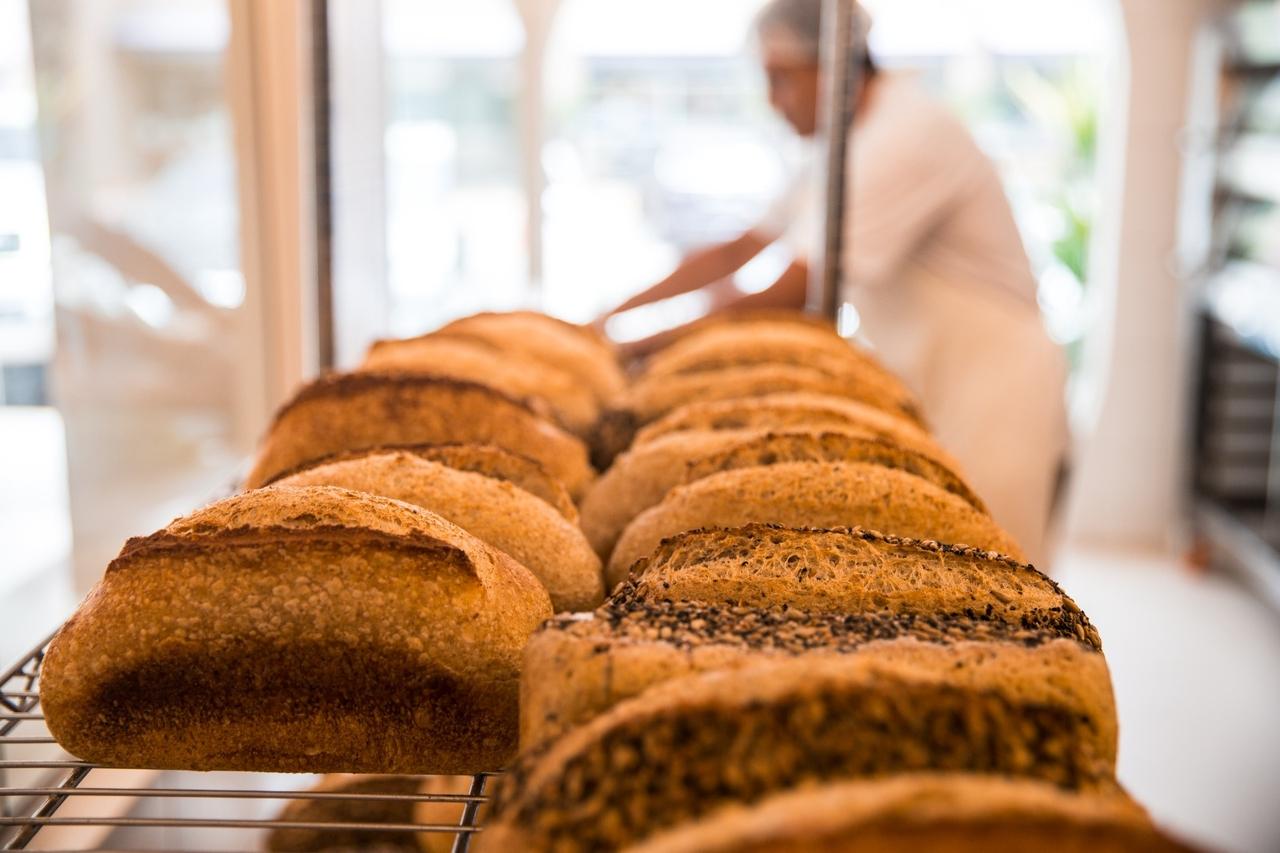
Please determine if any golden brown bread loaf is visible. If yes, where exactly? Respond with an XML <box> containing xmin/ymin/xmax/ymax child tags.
<box><xmin>274</xmin><ymin>450</ymin><xmax>603</xmax><ymax>611</ymax></box>
<box><xmin>521</xmin><ymin>525</ymin><xmax>1112</xmax><ymax>750</ymax></box>
<box><xmin>39</xmin><ymin>486</ymin><xmax>553</xmax><ymax>774</ymax></box>
<box><xmin>481</xmin><ymin>656</ymin><xmax>1118</xmax><ymax>852</ymax></box>
<box><xmin>244</xmin><ymin>373</ymin><xmax>595</xmax><ymax>500</ymax></box>
<box><xmin>624</xmin><ymin>775</ymin><xmax>1194</xmax><ymax>853</ymax></box>
<box><xmin>606</xmin><ymin>461</ymin><xmax>1025</xmax><ymax>588</ymax></box>
<box><xmin>360</xmin><ymin>334</ymin><xmax>599</xmax><ymax>436</ymax></box>
<box><xmin>593</xmin><ymin>364</ymin><xmax>924</xmax><ymax>467</ymax></box>
<box><xmin>264</xmin><ymin>775</ymin><xmax>423</xmax><ymax>852</ymax></box>
<box><xmin>640</xmin><ymin>321</ymin><xmax>894</xmax><ymax>383</ymax></box>
<box><xmin>634</xmin><ymin>390</ymin><xmax>940</xmax><ymax>451</ymax></box>
<box><xmin>439</xmin><ymin>310</ymin><xmax>626</xmax><ymax>404</ymax></box>
<box><xmin>262</xmin><ymin>442</ymin><xmax>577</xmax><ymax>522</ymax></box>
<box><xmin>581</xmin><ymin>430</ymin><xmax>982</xmax><ymax>564</ymax></box>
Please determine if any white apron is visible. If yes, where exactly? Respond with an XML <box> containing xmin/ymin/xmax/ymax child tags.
<box><xmin>853</xmin><ymin>267</ymin><xmax>1070</xmax><ymax>569</ymax></box>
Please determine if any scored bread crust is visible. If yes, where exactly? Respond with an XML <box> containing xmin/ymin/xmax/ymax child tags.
<box><xmin>260</xmin><ymin>442</ymin><xmax>577</xmax><ymax>522</ymax></box>
<box><xmin>623</xmin><ymin>775</ymin><xmax>1190</xmax><ymax>853</ymax></box>
<box><xmin>593</xmin><ymin>364</ymin><xmax>925</xmax><ymax>468</ymax></box>
<box><xmin>522</xmin><ymin>524</ymin><xmax>1110</xmax><ymax>750</ymax></box>
<box><xmin>482</xmin><ymin>656</ymin><xmax>1118</xmax><ymax>853</ymax></box>
<box><xmin>274</xmin><ymin>452</ymin><xmax>604</xmax><ymax>612</ymax></box>
<box><xmin>581</xmin><ymin>429</ymin><xmax>981</xmax><ymax>566</ymax></box>
<box><xmin>244</xmin><ymin>373</ymin><xmax>594</xmax><ymax>500</ymax></box>
<box><xmin>39</xmin><ymin>486</ymin><xmax>553</xmax><ymax>774</ymax></box>
<box><xmin>438</xmin><ymin>311</ymin><xmax>626</xmax><ymax>404</ymax></box>
<box><xmin>360</xmin><ymin>335</ymin><xmax>599</xmax><ymax>436</ymax></box>
<box><xmin>607</xmin><ymin>461</ymin><xmax>1026</xmax><ymax>588</ymax></box>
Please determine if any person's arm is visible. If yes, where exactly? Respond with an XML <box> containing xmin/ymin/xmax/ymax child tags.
<box><xmin>620</xmin><ymin>259</ymin><xmax>809</xmax><ymax>359</ymax></box>
<box><xmin>600</xmin><ymin>230</ymin><xmax>771</xmax><ymax>320</ymax></box>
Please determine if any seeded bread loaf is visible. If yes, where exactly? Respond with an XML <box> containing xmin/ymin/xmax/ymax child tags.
<box><xmin>244</xmin><ymin>373</ymin><xmax>594</xmax><ymax>500</ymax></box>
<box><xmin>360</xmin><ymin>335</ymin><xmax>598</xmax><ymax>436</ymax></box>
<box><xmin>521</xmin><ymin>525</ymin><xmax>1111</xmax><ymax>749</ymax></box>
<box><xmin>581</xmin><ymin>430</ymin><xmax>982</xmax><ymax>564</ymax></box>
<box><xmin>262</xmin><ymin>442</ymin><xmax>577</xmax><ymax>522</ymax></box>
<box><xmin>39</xmin><ymin>486</ymin><xmax>553</xmax><ymax>773</ymax></box>
<box><xmin>481</xmin><ymin>656</ymin><xmax>1117</xmax><ymax>852</ymax></box>
<box><xmin>607</xmin><ymin>461</ymin><xmax>1025</xmax><ymax>588</ymax></box>
<box><xmin>593</xmin><ymin>365</ymin><xmax>925</xmax><ymax>467</ymax></box>
<box><xmin>265</xmin><ymin>775</ymin><xmax>423</xmax><ymax>852</ymax></box>
<box><xmin>439</xmin><ymin>311</ymin><xmax>626</xmax><ymax>404</ymax></box>
<box><xmin>274</xmin><ymin>451</ymin><xmax>603</xmax><ymax>611</ymax></box>
<box><xmin>625</xmin><ymin>775</ymin><xmax>1193</xmax><ymax>853</ymax></box>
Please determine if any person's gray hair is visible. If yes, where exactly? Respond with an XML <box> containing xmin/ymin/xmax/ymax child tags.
<box><xmin>754</xmin><ymin>0</ymin><xmax>871</xmax><ymax>64</ymax></box>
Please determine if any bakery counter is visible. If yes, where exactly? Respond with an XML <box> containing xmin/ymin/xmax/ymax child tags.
<box><xmin>0</xmin><ymin>634</ymin><xmax>493</xmax><ymax>852</ymax></box>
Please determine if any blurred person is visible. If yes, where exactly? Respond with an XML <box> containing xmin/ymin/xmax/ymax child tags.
<box><xmin>595</xmin><ymin>0</ymin><xmax>1068</xmax><ymax>568</ymax></box>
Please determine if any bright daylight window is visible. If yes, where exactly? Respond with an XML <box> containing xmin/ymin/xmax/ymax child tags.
<box><xmin>382</xmin><ymin>0</ymin><xmax>527</xmax><ymax>337</ymax></box>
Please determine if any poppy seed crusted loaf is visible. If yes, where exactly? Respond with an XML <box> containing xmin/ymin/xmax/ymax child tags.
<box><xmin>520</xmin><ymin>525</ymin><xmax>1112</xmax><ymax>750</ymax></box>
<box><xmin>481</xmin><ymin>656</ymin><xmax>1117</xmax><ymax>852</ymax></box>
<box><xmin>624</xmin><ymin>774</ymin><xmax>1193</xmax><ymax>853</ymax></box>
<box><xmin>244</xmin><ymin>373</ymin><xmax>594</xmax><ymax>499</ymax></box>
<box><xmin>606</xmin><ymin>461</ymin><xmax>1025</xmax><ymax>587</ymax></box>
<box><xmin>261</xmin><ymin>442</ymin><xmax>577</xmax><ymax>522</ymax></box>
<box><xmin>274</xmin><ymin>451</ymin><xmax>603</xmax><ymax>611</ymax></box>
<box><xmin>39</xmin><ymin>486</ymin><xmax>553</xmax><ymax>774</ymax></box>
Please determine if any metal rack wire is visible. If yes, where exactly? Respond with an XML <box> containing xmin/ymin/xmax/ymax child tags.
<box><xmin>0</xmin><ymin>635</ymin><xmax>493</xmax><ymax>851</ymax></box>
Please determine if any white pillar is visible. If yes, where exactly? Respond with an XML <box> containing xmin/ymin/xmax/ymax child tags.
<box><xmin>1064</xmin><ymin>0</ymin><xmax>1221</xmax><ymax>549</ymax></box>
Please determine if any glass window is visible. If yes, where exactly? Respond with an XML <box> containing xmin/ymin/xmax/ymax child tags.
<box><xmin>382</xmin><ymin>0</ymin><xmax>527</xmax><ymax>337</ymax></box>
<box><xmin>23</xmin><ymin>0</ymin><xmax>247</xmax><ymax>594</ymax></box>
<box><xmin>542</xmin><ymin>0</ymin><xmax>791</xmax><ymax>322</ymax></box>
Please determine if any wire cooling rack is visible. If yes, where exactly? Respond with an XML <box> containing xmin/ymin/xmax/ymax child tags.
<box><xmin>0</xmin><ymin>634</ymin><xmax>493</xmax><ymax>851</ymax></box>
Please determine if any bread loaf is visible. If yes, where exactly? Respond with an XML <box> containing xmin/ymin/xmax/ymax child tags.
<box><xmin>360</xmin><ymin>335</ymin><xmax>598</xmax><ymax>436</ymax></box>
<box><xmin>607</xmin><ymin>461</ymin><xmax>1025</xmax><ymax>588</ymax></box>
<box><xmin>593</xmin><ymin>364</ymin><xmax>924</xmax><ymax>467</ymax></box>
<box><xmin>439</xmin><ymin>311</ymin><xmax>625</xmax><ymax>404</ymax></box>
<box><xmin>265</xmin><ymin>775</ymin><xmax>423</xmax><ymax>852</ymax></box>
<box><xmin>481</xmin><ymin>656</ymin><xmax>1117</xmax><ymax>852</ymax></box>
<box><xmin>624</xmin><ymin>775</ymin><xmax>1192</xmax><ymax>853</ymax></box>
<box><xmin>262</xmin><ymin>442</ymin><xmax>577</xmax><ymax>522</ymax></box>
<box><xmin>633</xmin><ymin>391</ymin><xmax>940</xmax><ymax>453</ymax></box>
<box><xmin>274</xmin><ymin>450</ymin><xmax>603</xmax><ymax>611</ymax></box>
<box><xmin>641</xmin><ymin>322</ymin><xmax>893</xmax><ymax>383</ymax></box>
<box><xmin>521</xmin><ymin>525</ymin><xmax>1111</xmax><ymax>750</ymax></box>
<box><xmin>581</xmin><ymin>430</ymin><xmax>982</xmax><ymax>564</ymax></box>
<box><xmin>244</xmin><ymin>373</ymin><xmax>594</xmax><ymax>499</ymax></box>
<box><xmin>39</xmin><ymin>486</ymin><xmax>553</xmax><ymax>773</ymax></box>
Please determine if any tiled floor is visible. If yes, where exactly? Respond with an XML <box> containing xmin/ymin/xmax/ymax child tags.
<box><xmin>1056</xmin><ymin>548</ymin><xmax>1280</xmax><ymax>853</ymax></box>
